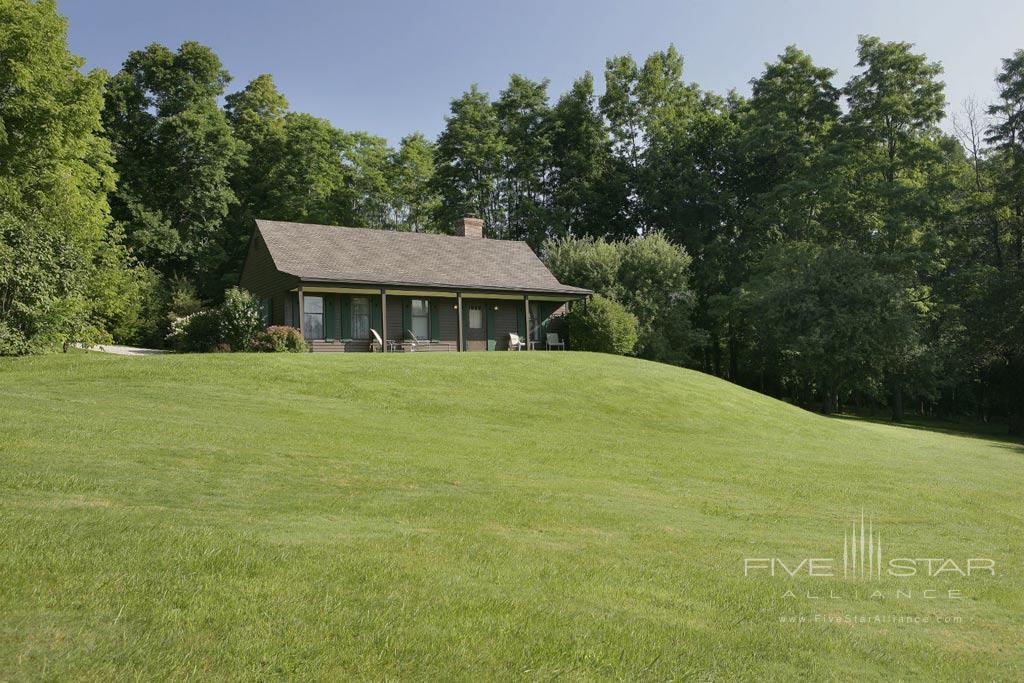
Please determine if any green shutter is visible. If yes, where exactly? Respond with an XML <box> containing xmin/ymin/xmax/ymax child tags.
<box><xmin>486</xmin><ymin>304</ymin><xmax>496</xmax><ymax>351</ymax></box>
<box><xmin>371</xmin><ymin>297</ymin><xmax>382</xmax><ymax>334</ymax></box>
<box><xmin>324</xmin><ymin>296</ymin><xmax>335</xmax><ymax>341</ymax></box>
<box><xmin>290</xmin><ymin>293</ymin><xmax>300</xmax><ymax>328</ymax></box>
<box><xmin>402</xmin><ymin>299</ymin><xmax>412</xmax><ymax>340</ymax></box>
<box><xmin>538</xmin><ymin>303</ymin><xmax>550</xmax><ymax>335</ymax></box>
<box><xmin>429</xmin><ymin>299</ymin><xmax>440</xmax><ymax>342</ymax></box>
<box><xmin>462</xmin><ymin>305</ymin><xmax>469</xmax><ymax>351</ymax></box>
<box><xmin>340</xmin><ymin>295</ymin><xmax>352</xmax><ymax>340</ymax></box>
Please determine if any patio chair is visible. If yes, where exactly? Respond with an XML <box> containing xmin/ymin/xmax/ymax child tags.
<box><xmin>405</xmin><ymin>330</ymin><xmax>454</xmax><ymax>352</ymax></box>
<box><xmin>370</xmin><ymin>329</ymin><xmax>397</xmax><ymax>352</ymax></box>
<box><xmin>508</xmin><ymin>333</ymin><xmax>525</xmax><ymax>351</ymax></box>
<box><xmin>546</xmin><ymin>332</ymin><xmax>565</xmax><ymax>350</ymax></box>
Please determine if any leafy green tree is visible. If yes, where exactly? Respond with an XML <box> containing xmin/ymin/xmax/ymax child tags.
<box><xmin>224</xmin><ymin>73</ymin><xmax>289</xmax><ymax>275</ymax></box>
<box><xmin>986</xmin><ymin>49</ymin><xmax>1024</xmax><ymax>263</ymax></box>
<box><xmin>837</xmin><ymin>35</ymin><xmax>946</xmax><ymax>251</ymax></box>
<box><xmin>740</xmin><ymin>46</ymin><xmax>840</xmax><ymax>244</ymax></box>
<box><xmin>833</xmin><ymin>36</ymin><xmax>948</xmax><ymax>418</ymax></box>
<box><xmin>102</xmin><ymin>41</ymin><xmax>246</xmax><ymax>298</ymax></box>
<box><xmin>542</xmin><ymin>235</ymin><xmax>623</xmax><ymax>299</ymax></box>
<box><xmin>740</xmin><ymin>242</ymin><xmax>919</xmax><ymax>413</ymax></box>
<box><xmin>433</xmin><ymin>85</ymin><xmax>505</xmax><ymax>233</ymax></box>
<box><xmin>388</xmin><ymin>133</ymin><xmax>439</xmax><ymax>232</ymax></box>
<box><xmin>548</xmin><ymin>73</ymin><xmax>614</xmax><ymax>239</ymax></box>
<box><xmin>342</xmin><ymin>130</ymin><xmax>395</xmax><ymax>228</ymax></box>
<box><xmin>544</xmin><ymin>232</ymin><xmax>695</xmax><ymax>363</ymax></box>
<box><xmin>495</xmin><ymin>75</ymin><xmax>553</xmax><ymax>245</ymax></box>
<box><xmin>84</xmin><ymin>226</ymin><xmax>162</xmax><ymax>344</ymax></box>
<box><xmin>600</xmin><ymin>46</ymin><xmax>701</xmax><ymax>237</ymax></box>
<box><xmin>259</xmin><ymin>112</ymin><xmax>351</xmax><ymax>225</ymax></box>
<box><xmin>0</xmin><ymin>0</ymin><xmax>117</xmax><ymax>353</ymax></box>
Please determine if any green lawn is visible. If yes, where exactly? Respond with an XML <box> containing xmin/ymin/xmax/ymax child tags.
<box><xmin>1</xmin><ymin>352</ymin><xmax>1021</xmax><ymax>680</ymax></box>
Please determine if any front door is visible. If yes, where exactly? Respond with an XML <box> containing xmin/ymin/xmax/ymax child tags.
<box><xmin>465</xmin><ymin>303</ymin><xmax>487</xmax><ymax>351</ymax></box>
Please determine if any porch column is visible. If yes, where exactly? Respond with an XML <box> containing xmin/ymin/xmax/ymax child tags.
<box><xmin>380</xmin><ymin>288</ymin><xmax>388</xmax><ymax>352</ymax></box>
<box><xmin>456</xmin><ymin>292</ymin><xmax>464</xmax><ymax>352</ymax></box>
<box><xmin>297</xmin><ymin>286</ymin><xmax>305</xmax><ymax>339</ymax></box>
<box><xmin>523</xmin><ymin>294</ymin><xmax>530</xmax><ymax>351</ymax></box>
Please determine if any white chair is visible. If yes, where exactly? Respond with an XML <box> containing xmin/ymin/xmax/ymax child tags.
<box><xmin>406</xmin><ymin>330</ymin><xmax>454</xmax><ymax>352</ymax></box>
<box><xmin>508</xmin><ymin>333</ymin><xmax>525</xmax><ymax>351</ymax></box>
<box><xmin>546</xmin><ymin>332</ymin><xmax>565</xmax><ymax>350</ymax></box>
<box><xmin>370</xmin><ymin>329</ymin><xmax>396</xmax><ymax>352</ymax></box>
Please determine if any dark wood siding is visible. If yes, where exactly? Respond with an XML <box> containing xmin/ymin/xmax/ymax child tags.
<box><xmin>386</xmin><ymin>297</ymin><xmax>403</xmax><ymax>342</ymax></box>
<box><xmin>493</xmin><ymin>302</ymin><xmax>519</xmax><ymax>350</ymax></box>
<box><xmin>434</xmin><ymin>299</ymin><xmax>458</xmax><ymax>347</ymax></box>
<box><xmin>239</xmin><ymin>231</ymin><xmax>299</xmax><ymax>299</ymax></box>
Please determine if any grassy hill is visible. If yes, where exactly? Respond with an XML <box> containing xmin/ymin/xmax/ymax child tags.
<box><xmin>1</xmin><ymin>352</ymin><xmax>1021</xmax><ymax>679</ymax></box>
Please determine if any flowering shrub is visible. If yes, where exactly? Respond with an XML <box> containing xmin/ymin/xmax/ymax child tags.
<box><xmin>220</xmin><ymin>287</ymin><xmax>263</xmax><ymax>351</ymax></box>
<box><xmin>166</xmin><ymin>309</ymin><xmax>221</xmax><ymax>352</ymax></box>
<box><xmin>252</xmin><ymin>326</ymin><xmax>308</xmax><ymax>353</ymax></box>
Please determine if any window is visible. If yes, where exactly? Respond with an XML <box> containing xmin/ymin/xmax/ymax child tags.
<box><xmin>303</xmin><ymin>295</ymin><xmax>324</xmax><ymax>340</ymax></box>
<box><xmin>469</xmin><ymin>305</ymin><xmax>483</xmax><ymax>329</ymax></box>
<box><xmin>351</xmin><ymin>296</ymin><xmax>370</xmax><ymax>339</ymax></box>
<box><xmin>411</xmin><ymin>299</ymin><xmax>429</xmax><ymax>339</ymax></box>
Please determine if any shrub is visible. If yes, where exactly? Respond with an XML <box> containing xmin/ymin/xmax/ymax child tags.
<box><xmin>566</xmin><ymin>294</ymin><xmax>639</xmax><ymax>356</ymax></box>
<box><xmin>166</xmin><ymin>309</ymin><xmax>221</xmax><ymax>352</ymax></box>
<box><xmin>252</xmin><ymin>326</ymin><xmax>308</xmax><ymax>353</ymax></box>
<box><xmin>220</xmin><ymin>287</ymin><xmax>263</xmax><ymax>352</ymax></box>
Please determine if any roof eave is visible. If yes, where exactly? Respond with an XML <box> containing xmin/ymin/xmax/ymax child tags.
<box><xmin>288</xmin><ymin>274</ymin><xmax>591</xmax><ymax>297</ymax></box>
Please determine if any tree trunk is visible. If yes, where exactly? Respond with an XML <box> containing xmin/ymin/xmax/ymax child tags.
<box><xmin>728</xmin><ymin>332</ymin><xmax>739</xmax><ymax>383</ymax></box>
<box><xmin>711</xmin><ymin>331</ymin><xmax>722</xmax><ymax>377</ymax></box>
<box><xmin>891</xmin><ymin>385</ymin><xmax>904</xmax><ymax>422</ymax></box>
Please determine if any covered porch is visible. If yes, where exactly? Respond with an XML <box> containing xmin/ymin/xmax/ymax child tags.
<box><xmin>277</xmin><ymin>284</ymin><xmax>580</xmax><ymax>352</ymax></box>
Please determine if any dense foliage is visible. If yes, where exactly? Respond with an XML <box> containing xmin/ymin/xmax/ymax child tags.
<box><xmin>565</xmin><ymin>295</ymin><xmax>638</xmax><ymax>356</ymax></box>
<box><xmin>1</xmin><ymin>2</ymin><xmax>1022</xmax><ymax>430</ymax></box>
<box><xmin>0</xmin><ymin>0</ymin><xmax>140</xmax><ymax>353</ymax></box>
<box><xmin>168</xmin><ymin>287</ymin><xmax>285</xmax><ymax>352</ymax></box>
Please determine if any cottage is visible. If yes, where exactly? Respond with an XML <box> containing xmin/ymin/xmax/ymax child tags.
<box><xmin>239</xmin><ymin>217</ymin><xmax>591</xmax><ymax>352</ymax></box>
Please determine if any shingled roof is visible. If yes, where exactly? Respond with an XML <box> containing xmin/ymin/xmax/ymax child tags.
<box><xmin>254</xmin><ymin>219</ymin><xmax>591</xmax><ymax>296</ymax></box>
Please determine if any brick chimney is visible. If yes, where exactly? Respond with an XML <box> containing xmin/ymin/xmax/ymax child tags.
<box><xmin>454</xmin><ymin>215</ymin><xmax>484</xmax><ymax>238</ymax></box>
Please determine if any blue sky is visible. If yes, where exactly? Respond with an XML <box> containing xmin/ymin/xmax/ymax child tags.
<box><xmin>61</xmin><ymin>0</ymin><xmax>1024</xmax><ymax>145</ymax></box>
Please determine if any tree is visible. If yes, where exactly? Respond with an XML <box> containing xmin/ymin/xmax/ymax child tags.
<box><xmin>257</xmin><ymin>112</ymin><xmax>351</xmax><ymax>225</ymax></box>
<box><xmin>835</xmin><ymin>36</ymin><xmax>948</xmax><ymax>419</ymax></box>
<box><xmin>544</xmin><ymin>232</ymin><xmax>696</xmax><ymax>363</ymax></box>
<box><xmin>740</xmin><ymin>242</ymin><xmax>919</xmax><ymax>413</ymax></box>
<box><xmin>433</xmin><ymin>85</ymin><xmax>505</xmax><ymax>233</ymax></box>
<box><xmin>740</xmin><ymin>46</ymin><xmax>840</xmax><ymax>244</ymax></box>
<box><xmin>837</xmin><ymin>35</ymin><xmax>946</xmax><ymax>251</ymax></box>
<box><xmin>495</xmin><ymin>74</ymin><xmax>553</xmax><ymax>246</ymax></box>
<box><xmin>0</xmin><ymin>0</ymin><xmax>117</xmax><ymax>353</ymax></box>
<box><xmin>548</xmin><ymin>73</ymin><xmax>614</xmax><ymax>239</ymax></box>
<box><xmin>986</xmin><ymin>49</ymin><xmax>1024</xmax><ymax>263</ymax></box>
<box><xmin>224</xmin><ymin>73</ymin><xmax>289</xmax><ymax>267</ymax></box>
<box><xmin>388</xmin><ymin>133</ymin><xmax>439</xmax><ymax>232</ymax></box>
<box><xmin>102</xmin><ymin>41</ymin><xmax>246</xmax><ymax>298</ymax></box>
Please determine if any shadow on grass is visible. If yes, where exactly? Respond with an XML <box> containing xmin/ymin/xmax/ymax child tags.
<box><xmin>829</xmin><ymin>413</ymin><xmax>1024</xmax><ymax>454</ymax></box>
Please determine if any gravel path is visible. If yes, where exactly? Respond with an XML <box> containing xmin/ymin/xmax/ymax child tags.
<box><xmin>88</xmin><ymin>344</ymin><xmax>170</xmax><ymax>356</ymax></box>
